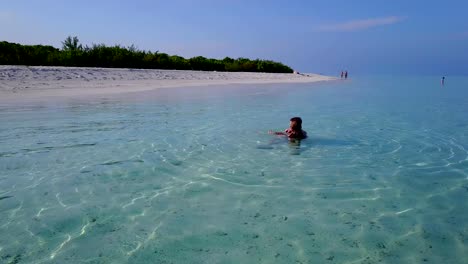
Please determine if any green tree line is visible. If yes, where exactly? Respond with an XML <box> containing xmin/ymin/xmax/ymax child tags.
<box><xmin>0</xmin><ymin>36</ymin><xmax>294</xmax><ymax>73</ymax></box>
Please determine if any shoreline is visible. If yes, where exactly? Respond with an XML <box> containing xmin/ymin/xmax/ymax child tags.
<box><xmin>0</xmin><ymin>65</ymin><xmax>337</xmax><ymax>102</ymax></box>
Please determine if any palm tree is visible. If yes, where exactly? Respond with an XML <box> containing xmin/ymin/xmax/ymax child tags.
<box><xmin>62</xmin><ymin>36</ymin><xmax>82</xmax><ymax>52</ymax></box>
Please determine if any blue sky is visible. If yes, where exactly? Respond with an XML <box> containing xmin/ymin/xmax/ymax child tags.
<box><xmin>1</xmin><ymin>0</ymin><xmax>467</xmax><ymax>75</ymax></box>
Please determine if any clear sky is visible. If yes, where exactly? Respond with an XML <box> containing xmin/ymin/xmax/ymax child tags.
<box><xmin>2</xmin><ymin>0</ymin><xmax>467</xmax><ymax>75</ymax></box>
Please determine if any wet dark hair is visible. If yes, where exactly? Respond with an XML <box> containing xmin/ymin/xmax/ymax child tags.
<box><xmin>290</xmin><ymin>117</ymin><xmax>302</xmax><ymax>131</ymax></box>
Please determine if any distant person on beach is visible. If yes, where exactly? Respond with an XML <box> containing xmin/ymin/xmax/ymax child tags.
<box><xmin>269</xmin><ymin>117</ymin><xmax>307</xmax><ymax>140</ymax></box>
<box><xmin>345</xmin><ymin>71</ymin><xmax>348</xmax><ymax>79</ymax></box>
<box><xmin>441</xmin><ymin>76</ymin><xmax>445</xmax><ymax>86</ymax></box>
<box><xmin>341</xmin><ymin>71</ymin><xmax>344</xmax><ymax>78</ymax></box>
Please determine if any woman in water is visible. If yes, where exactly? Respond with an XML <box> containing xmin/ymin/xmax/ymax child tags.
<box><xmin>269</xmin><ymin>117</ymin><xmax>307</xmax><ymax>140</ymax></box>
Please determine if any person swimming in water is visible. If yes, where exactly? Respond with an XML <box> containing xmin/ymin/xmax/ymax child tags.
<box><xmin>269</xmin><ymin>117</ymin><xmax>307</xmax><ymax>140</ymax></box>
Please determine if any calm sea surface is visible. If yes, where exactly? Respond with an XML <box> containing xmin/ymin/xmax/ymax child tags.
<box><xmin>1</xmin><ymin>76</ymin><xmax>467</xmax><ymax>263</ymax></box>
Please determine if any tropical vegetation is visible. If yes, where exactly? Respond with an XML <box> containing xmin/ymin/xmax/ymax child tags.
<box><xmin>0</xmin><ymin>36</ymin><xmax>293</xmax><ymax>73</ymax></box>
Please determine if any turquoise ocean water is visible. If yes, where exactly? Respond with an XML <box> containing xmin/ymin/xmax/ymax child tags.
<box><xmin>1</xmin><ymin>76</ymin><xmax>467</xmax><ymax>263</ymax></box>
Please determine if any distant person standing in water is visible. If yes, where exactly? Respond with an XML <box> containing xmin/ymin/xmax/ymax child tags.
<box><xmin>340</xmin><ymin>71</ymin><xmax>344</xmax><ymax>79</ymax></box>
<box><xmin>441</xmin><ymin>76</ymin><xmax>445</xmax><ymax>86</ymax></box>
<box><xmin>344</xmin><ymin>71</ymin><xmax>348</xmax><ymax>79</ymax></box>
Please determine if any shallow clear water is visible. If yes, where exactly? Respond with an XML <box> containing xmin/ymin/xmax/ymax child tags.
<box><xmin>1</xmin><ymin>76</ymin><xmax>467</xmax><ymax>263</ymax></box>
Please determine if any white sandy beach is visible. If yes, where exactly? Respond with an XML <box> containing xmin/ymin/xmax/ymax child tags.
<box><xmin>0</xmin><ymin>66</ymin><xmax>335</xmax><ymax>102</ymax></box>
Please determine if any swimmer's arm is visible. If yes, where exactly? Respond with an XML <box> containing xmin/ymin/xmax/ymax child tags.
<box><xmin>268</xmin><ymin>130</ymin><xmax>287</xmax><ymax>136</ymax></box>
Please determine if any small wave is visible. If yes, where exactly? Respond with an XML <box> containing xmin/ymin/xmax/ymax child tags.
<box><xmin>100</xmin><ymin>159</ymin><xmax>144</xmax><ymax>166</ymax></box>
